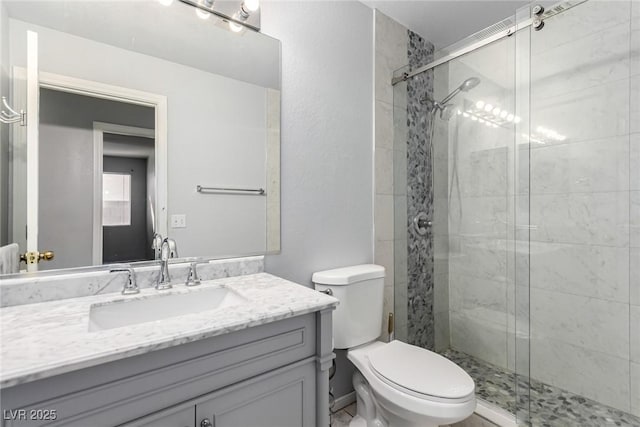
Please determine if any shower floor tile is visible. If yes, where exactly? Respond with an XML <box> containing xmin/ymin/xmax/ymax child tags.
<box><xmin>442</xmin><ymin>349</ymin><xmax>640</xmax><ymax>427</ymax></box>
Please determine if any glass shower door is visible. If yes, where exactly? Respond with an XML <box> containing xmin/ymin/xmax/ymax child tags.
<box><xmin>522</xmin><ymin>0</ymin><xmax>639</xmax><ymax>424</ymax></box>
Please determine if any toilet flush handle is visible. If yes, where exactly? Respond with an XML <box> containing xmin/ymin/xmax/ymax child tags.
<box><xmin>319</xmin><ymin>288</ymin><xmax>333</xmax><ymax>296</ymax></box>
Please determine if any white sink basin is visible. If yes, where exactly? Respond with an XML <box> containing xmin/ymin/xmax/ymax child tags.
<box><xmin>89</xmin><ymin>286</ymin><xmax>247</xmax><ymax>331</ymax></box>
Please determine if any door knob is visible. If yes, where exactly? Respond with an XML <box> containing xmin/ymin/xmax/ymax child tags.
<box><xmin>200</xmin><ymin>418</ymin><xmax>213</xmax><ymax>427</ymax></box>
<box><xmin>19</xmin><ymin>250</ymin><xmax>55</xmax><ymax>265</ymax></box>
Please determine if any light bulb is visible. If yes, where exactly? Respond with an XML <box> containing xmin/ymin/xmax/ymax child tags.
<box><xmin>457</xmin><ymin>110</ymin><xmax>462</xmax><ymax>115</ymax></box>
<box><xmin>513</xmin><ymin>116</ymin><xmax>522</xmax><ymax>124</ymax></box>
<box><xmin>158</xmin><ymin>0</ymin><xmax>173</xmax><ymax>6</ymax></box>
<box><xmin>492</xmin><ymin>107</ymin><xmax>501</xmax><ymax>116</ymax></box>
<box><xmin>484</xmin><ymin>104</ymin><xmax>493</xmax><ymax>112</ymax></box>
<box><xmin>479</xmin><ymin>118</ymin><xmax>485</xmax><ymax>124</ymax></box>
<box><xmin>500</xmin><ymin>110</ymin><xmax>508</xmax><ymax>119</ymax></box>
<box><xmin>506</xmin><ymin>114</ymin><xmax>514</xmax><ymax>122</ymax></box>
<box><xmin>196</xmin><ymin>8</ymin><xmax>211</xmax><ymax>19</ymax></box>
<box><xmin>476</xmin><ymin>100</ymin><xmax>485</xmax><ymax>109</ymax></box>
<box><xmin>243</xmin><ymin>0</ymin><xmax>259</xmax><ymax>12</ymax></box>
<box><xmin>229</xmin><ymin>21</ymin><xmax>243</xmax><ymax>32</ymax></box>
<box><xmin>463</xmin><ymin>112</ymin><xmax>470</xmax><ymax>118</ymax></box>
<box><xmin>492</xmin><ymin>123</ymin><xmax>498</xmax><ymax>128</ymax></box>
<box><xmin>471</xmin><ymin>116</ymin><xmax>478</xmax><ymax>121</ymax></box>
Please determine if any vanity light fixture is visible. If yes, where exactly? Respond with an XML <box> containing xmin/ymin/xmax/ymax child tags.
<box><xmin>196</xmin><ymin>8</ymin><xmax>212</xmax><ymax>19</ymax></box>
<box><xmin>179</xmin><ymin>0</ymin><xmax>261</xmax><ymax>31</ymax></box>
<box><xmin>230</xmin><ymin>0</ymin><xmax>259</xmax><ymax>32</ymax></box>
<box><xmin>195</xmin><ymin>0</ymin><xmax>213</xmax><ymax>19</ymax></box>
<box><xmin>240</xmin><ymin>0</ymin><xmax>259</xmax><ymax>18</ymax></box>
<box><xmin>229</xmin><ymin>21</ymin><xmax>244</xmax><ymax>32</ymax></box>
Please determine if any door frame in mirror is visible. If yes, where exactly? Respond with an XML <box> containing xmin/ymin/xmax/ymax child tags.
<box><xmin>12</xmin><ymin>69</ymin><xmax>168</xmax><ymax>268</ymax></box>
<box><xmin>92</xmin><ymin>122</ymin><xmax>156</xmax><ymax>265</ymax></box>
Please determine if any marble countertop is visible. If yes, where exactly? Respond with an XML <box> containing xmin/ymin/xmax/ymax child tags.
<box><xmin>0</xmin><ymin>273</ymin><xmax>338</xmax><ymax>388</ymax></box>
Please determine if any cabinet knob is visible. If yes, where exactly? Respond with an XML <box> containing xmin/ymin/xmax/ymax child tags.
<box><xmin>200</xmin><ymin>419</ymin><xmax>213</xmax><ymax>427</ymax></box>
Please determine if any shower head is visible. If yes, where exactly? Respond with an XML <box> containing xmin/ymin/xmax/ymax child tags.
<box><xmin>439</xmin><ymin>77</ymin><xmax>481</xmax><ymax>105</ymax></box>
<box><xmin>421</xmin><ymin>77</ymin><xmax>481</xmax><ymax>117</ymax></box>
<box><xmin>460</xmin><ymin>77</ymin><xmax>481</xmax><ymax>92</ymax></box>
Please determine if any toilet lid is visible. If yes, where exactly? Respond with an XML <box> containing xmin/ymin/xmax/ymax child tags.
<box><xmin>368</xmin><ymin>341</ymin><xmax>474</xmax><ymax>400</ymax></box>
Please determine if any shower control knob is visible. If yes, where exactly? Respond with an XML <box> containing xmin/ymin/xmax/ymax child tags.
<box><xmin>200</xmin><ymin>419</ymin><xmax>213</xmax><ymax>427</ymax></box>
<box><xmin>413</xmin><ymin>212</ymin><xmax>432</xmax><ymax>236</ymax></box>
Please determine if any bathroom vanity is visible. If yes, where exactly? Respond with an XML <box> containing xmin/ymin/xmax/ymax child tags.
<box><xmin>0</xmin><ymin>262</ymin><xmax>337</xmax><ymax>427</ymax></box>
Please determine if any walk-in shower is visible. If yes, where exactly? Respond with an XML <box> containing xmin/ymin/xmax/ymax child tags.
<box><xmin>392</xmin><ymin>1</ymin><xmax>639</xmax><ymax>426</ymax></box>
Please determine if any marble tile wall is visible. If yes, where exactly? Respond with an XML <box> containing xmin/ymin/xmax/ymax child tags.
<box><xmin>525</xmin><ymin>0</ymin><xmax>639</xmax><ymax>415</ymax></box>
<box><xmin>373</xmin><ymin>10</ymin><xmax>407</xmax><ymax>341</ymax></box>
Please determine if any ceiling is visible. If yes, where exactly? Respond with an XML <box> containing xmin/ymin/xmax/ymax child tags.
<box><xmin>361</xmin><ymin>0</ymin><xmax>532</xmax><ymax>48</ymax></box>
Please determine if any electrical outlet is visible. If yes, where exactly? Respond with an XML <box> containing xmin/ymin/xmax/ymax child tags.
<box><xmin>170</xmin><ymin>214</ymin><xmax>187</xmax><ymax>228</ymax></box>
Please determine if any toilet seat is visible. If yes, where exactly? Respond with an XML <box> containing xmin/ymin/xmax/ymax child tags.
<box><xmin>367</xmin><ymin>341</ymin><xmax>475</xmax><ymax>403</ymax></box>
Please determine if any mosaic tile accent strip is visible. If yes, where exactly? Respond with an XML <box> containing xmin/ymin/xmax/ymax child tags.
<box><xmin>442</xmin><ymin>349</ymin><xmax>640</xmax><ymax>427</ymax></box>
<box><xmin>406</xmin><ymin>30</ymin><xmax>436</xmax><ymax>350</ymax></box>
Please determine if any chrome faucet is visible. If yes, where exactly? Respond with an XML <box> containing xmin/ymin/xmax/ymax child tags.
<box><xmin>152</xmin><ymin>233</ymin><xmax>163</xmax><ymax>260</ymax></box>
<box><xmin>185</xmin><ymin>262</ymin><xmax>201</xmax><ymax>286</ymax></box>
<box><xmin>110</xmin><ymin>266</ymin><xmax>139</xmax><ymax>295</ymax></box>
<box><xmin>157</xmin><ymin>237</ymin><xmax>178</xmax><ymax>290</ymax></box>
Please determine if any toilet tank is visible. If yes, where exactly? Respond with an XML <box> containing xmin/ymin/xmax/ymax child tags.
<box><xmin>312</xmin><ymin>264</ymin><xmax>385</xmax><ymax>349</ymax></box>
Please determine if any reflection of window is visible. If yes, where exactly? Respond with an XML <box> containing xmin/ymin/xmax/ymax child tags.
<box><xmin>103</xmin><ymin>173</ymin><xmax>131</xmax><ymax>226</ymax></box>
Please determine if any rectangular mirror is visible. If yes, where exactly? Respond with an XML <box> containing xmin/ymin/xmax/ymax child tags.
<box><xmin>0</xmin><ymin>0</ymin><xmax>280</xmax><ymax>275</ymax></box>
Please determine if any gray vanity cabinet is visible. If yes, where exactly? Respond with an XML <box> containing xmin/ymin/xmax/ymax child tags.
<box><xmin>1</xmin><ymin>310</ymin><xmax>334</xmax><ymax>427</ymax></box>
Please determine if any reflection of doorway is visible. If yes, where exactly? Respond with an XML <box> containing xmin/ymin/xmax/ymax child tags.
<box><xmin>93</xmin><ymin>126</ymin><xmax>156</xmax><ymax>264</ymax></box>
<box><xmin>103</xmin><ymin>155</ymin><xmax>148</xmax><ymax>263</ymax></box>
<box><xmin>36</xmin><ymin>88</ymin><xmax>157</xmax><ymax>270</ymax></box>
<box><xmin>11</xmin><ymin>53</ymin><xmax>168</xmax><ymax>271</ymax></box>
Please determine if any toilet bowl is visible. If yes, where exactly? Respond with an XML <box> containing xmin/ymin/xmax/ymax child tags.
<box><xmin>312</xmin><ymin>264</ymin><xmax>475</xmax><ymax>427</ymax></box>
<box><xmin>348</xmin><ymin>340</ymin><xmax>475</xmax><ymax>427</ymax></box>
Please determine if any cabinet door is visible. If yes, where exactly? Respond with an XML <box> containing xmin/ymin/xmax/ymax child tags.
<box><xmin>195</xmin><ymin>362</ymin><xmax>315</xmax><ymax>427</ymax></box>
<box><xmin>119</xmin><ymin>405</ymin><xmax>195</xmax><ymax>427</ymax></box>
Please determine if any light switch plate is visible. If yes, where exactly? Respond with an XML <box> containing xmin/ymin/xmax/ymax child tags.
<box><xmin>170</xmin><ymin>214</ymin><xmax>187</xmax><ymax>228</ymax></box>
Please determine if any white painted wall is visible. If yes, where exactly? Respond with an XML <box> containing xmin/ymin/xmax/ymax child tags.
<box><xmin>8</xmin><ymin>18</ymin><xmax>269</xmax><ymax>258</ymax></box>
<box><xmin>261</xmin><ymin>0</ymin><xmax>375</xmax><ymax>400</ymax></box>
<box><xmin>261</xmin><ymin>1</ymin><xmax>374</xmax><ymax>285</ymax></box>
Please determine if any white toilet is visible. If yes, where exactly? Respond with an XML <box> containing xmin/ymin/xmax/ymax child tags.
<box><xmin>313</xmin><ymin>264</ymin><xmax>475</xmax><ymax>427</ymax></box>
